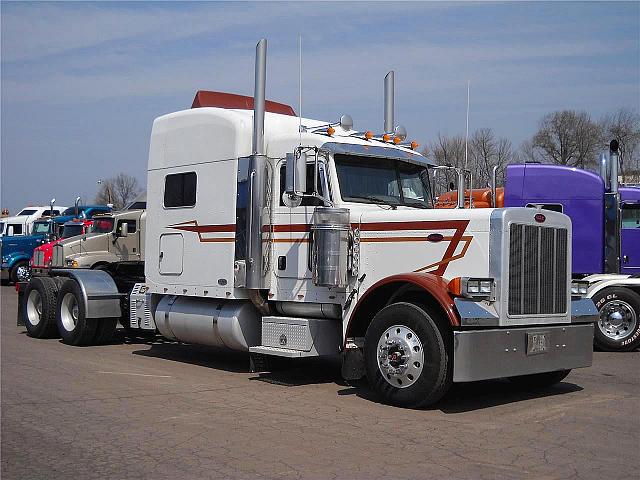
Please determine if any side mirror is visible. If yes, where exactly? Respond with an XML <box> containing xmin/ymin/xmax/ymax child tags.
<box><xmin>285</xmin><ymin>151</ymin><xmax>307</xmax><ymax>196</ymax></box>
<box><xmin>120</xmin><ymin>222</ymin><xmax>129</xmax><ymax>237</ymax></box>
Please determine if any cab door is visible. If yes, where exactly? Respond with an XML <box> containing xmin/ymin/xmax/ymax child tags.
<box><xmin>272</xmin><ymin>158</ymin><xmax>330</xmax><ymax>281</ymax></box>
<box><xmin>620</xmin><ymin>203</ymin><xmax>640</xmax><ymax>273</ymax></box>
<box><xmin>114</xmin><ymin>219</ymin><xmax>141</xmax><ymax>261</ymax></box>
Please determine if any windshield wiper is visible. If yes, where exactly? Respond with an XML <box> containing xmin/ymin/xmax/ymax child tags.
<box><xmin>401</xmin><ymin>198</ymin><xmax>429</xmax><ymax>209</ymax></box>
<box><xmin>347</xmin><ymin>195</ymin><xmax>400</xmax><ymax>208</ymax></box>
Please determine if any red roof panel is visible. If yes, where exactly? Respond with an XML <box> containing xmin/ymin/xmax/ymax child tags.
<box><xmin>191</xmin><ymin>90</ymin><xmax>296</xmax><ymax>116</ymax></box>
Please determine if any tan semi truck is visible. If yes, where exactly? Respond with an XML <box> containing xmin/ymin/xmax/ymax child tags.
<box><xmin>50</xmin><ymin>209</ymin><xmax>145</xmax><ymax>270</ymax></box>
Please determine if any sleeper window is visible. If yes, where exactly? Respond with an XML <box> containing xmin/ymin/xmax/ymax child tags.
<box><xmin>164</xmin><ymin>172</ymin><xmax>197</xmax><ymax>208</ymax></box>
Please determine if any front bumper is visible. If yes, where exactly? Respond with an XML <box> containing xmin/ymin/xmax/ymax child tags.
<box><xmin>453</xmin><ymin>323</ymin><xmax>594</xmax><ymax>382</ymax></box>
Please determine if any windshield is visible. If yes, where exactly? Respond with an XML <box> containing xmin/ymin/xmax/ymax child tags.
<box><xmin>18</xmin><ymin>209</ymin><xmax>37</xmax><ymax>216</ymax></box>
<box><xmin>31</xmin><ymin>222</ymin><xmax>52</xmax><ymax>234</ymax></box>
<box><xmin>334</xmin><ymin>154</ymin><xmax>433</xmax><ymax>208</ymax></box>
<box><xmin>92</xmin><ymin>217</ymin><xmax>115</xmax><ymax>233</ymax></box>
<box><xmin>62</xmin><ymin>223</ymin><xmax>84</xmax><ymax>238</ymax></box>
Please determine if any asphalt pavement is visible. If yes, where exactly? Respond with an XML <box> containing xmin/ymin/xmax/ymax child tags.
<box><xmin>1</xmin><ymin>285</ymin><xmax>638</xmax><ymax>480</ymax></box>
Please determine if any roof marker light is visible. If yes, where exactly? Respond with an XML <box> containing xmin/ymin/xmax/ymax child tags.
<box><xmin>365</xmin><ymin>131</ymin><xmax>374</xmax><ymax>140</ymax></box>
<box><xmin>393</xmin><ymin>136</ymin><xmax>402</xmax><ymax>144</ymax></box>
<box><xmin>382</xmin><ymin>134</ymin><xmax>391</xmax><ymax>142</ymax></box>
<box><xmin>411</xmin><ymin>141</ymin><xmax>419</xmax><ymax>150</ymax></box>
<box><xmin>327</xmin><ymin>126</ymin><xmax>335</xmax><ymax>136</ymax></box>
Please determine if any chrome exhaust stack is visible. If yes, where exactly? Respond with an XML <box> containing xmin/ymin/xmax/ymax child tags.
<box><xmin>384</xmin><ymin>71</ymin><xmax>394</xmax><ymax>134</ymax></box>
<box><xmin>246</xmin><ymin>39</ymin><xmax>269</xmax><ymax>290</ymax></box>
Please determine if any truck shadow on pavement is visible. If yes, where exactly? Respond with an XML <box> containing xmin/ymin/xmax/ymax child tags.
<box><xmin>125</xmin><ymin>333</ymin><xmax>583</xmax><ymax>411</ymax></box>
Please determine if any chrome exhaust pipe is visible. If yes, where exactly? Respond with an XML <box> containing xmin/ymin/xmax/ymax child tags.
<box><xmin>246</xmin><ymin>39</ymin><xmax>269</xmax><ymax>290</ymax></box>
<box><xmin>491</xmin><ymin>165</ymin><xmax>498</xmax><ymax>208</ymax></box>
<box><xmin>384</xmin><ymin>71</ymin><xmax>394</xmax><ymax>134</ymax></box>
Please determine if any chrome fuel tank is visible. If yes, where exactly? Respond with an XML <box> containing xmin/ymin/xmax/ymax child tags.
<box><xmin>154</xmin><ymin>296</ymin><xmax>260</xmax><ymax>351</ymax></box>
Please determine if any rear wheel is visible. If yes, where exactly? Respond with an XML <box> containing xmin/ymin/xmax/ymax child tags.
<box><xmin>23</xmin><ymin>277</ymin><xmax>59</xmax><ymax>338</ymax></box>
<box><xmin>592</xmin><ymin>287</ymin><xmax>640</xmax><ymax>352</ymax></box>
<box><xmin>508</xmin><ymin>369</ymin><xmax>571</xmax><ymax>388</ymax></box>
<box><xmin>364</xmin><ymin>302</ymin><xmax>451</xmax><ymax>408</ymax></box>
<box><xmin>56</xmin><ymin>279</ymin><xmax>97</xmax><ymax>346</ymax></box>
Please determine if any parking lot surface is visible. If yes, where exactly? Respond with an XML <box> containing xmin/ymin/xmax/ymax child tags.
<box><xmin>1</xmin><ymin>285</ymin><xmax>638</xmax><ymax>480</ymax></box>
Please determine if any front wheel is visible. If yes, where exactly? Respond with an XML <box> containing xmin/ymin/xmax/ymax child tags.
<box><xmin>364</xmin><ymin>302</ymin><xmax>452</xmax><ymax>408</ymax></box>
<box><xmin>592</xmin><ymin>287</ymin><xmax>640</xmax><ymax>352</ymax></box>
<box><xmin>10</xmin><ymin>261</ymin><xmax>30</xmax><ymax>283</ymax></box>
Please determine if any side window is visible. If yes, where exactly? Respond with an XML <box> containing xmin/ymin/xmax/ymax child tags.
<box><xmin>279</xmin><ymin>164</ymin><xmax>326</xmax><ymax>207</ymax></box>
<box><xmin>164</xmin><ymin>172</ymin><xmax>197</xmax><ymax>208</ymax></box>
<box><xmin>10</xmin><ymin>224</ymin><xmax>23</xmax><ymax>235</ymax></box>
<box><xmin>621</xmin><ymin>204</ymin><xmax>640</xmax><ymax>229</ymax></box>
<box><xmin>117</xmin><ymin>220</ymin><xmax>137</xmax><ymax>234</ymax></box>
<box><xmin>526</xmin><ymin>203</ymin><xmax>563</xmax><ymax>213</ymax></box>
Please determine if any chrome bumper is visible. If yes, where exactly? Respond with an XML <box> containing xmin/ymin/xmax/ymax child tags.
<box><xmin>453</xmin><ymin>323</ymin><xmax>594</xmax><ymax>382</ymax></box>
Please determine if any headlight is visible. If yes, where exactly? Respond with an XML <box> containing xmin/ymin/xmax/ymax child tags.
<box><xmin>65</xmin><ymin>259</ymin><xmax>78</xmax><ymax>268</ymax></box>
<box><xmin>449</xmin><ymin>277</ymin><xmax>495</xmax><ymax>299</ymax></box>
<box><xmin>571</xmin><ymin>280</ymin><xmax>589</xmax><ymax>297</ymax></box>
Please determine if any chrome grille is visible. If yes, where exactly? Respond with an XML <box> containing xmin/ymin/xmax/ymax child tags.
<box><xmin>33</xmin><ymin>250</ymin><xmax>45</xmax><ymax>267</ymax></box>
<box><xmin>508</xmin><ymin>224</ymin><xmax>568</xmax><ymax>316</ymax></box>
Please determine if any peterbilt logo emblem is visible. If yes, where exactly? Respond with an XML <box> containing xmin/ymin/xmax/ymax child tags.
<box><xmin>279</xmin><ymin>334</ymin><xmax>287</xmax><ymax>346</ymax></box>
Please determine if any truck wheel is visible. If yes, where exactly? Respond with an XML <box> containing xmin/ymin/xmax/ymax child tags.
<box><xmin>508</xmin><ymin>369</ymin><xmax>571</xmax><ymax>388</ymax></box>
<box><xmin>56</xmin><ymin>279</ymin><xmax>97</xmax><ymax>346</ymax></box>
<box><xmin>93</xmin><ymin>318</ymin><xmax>118</xmax><ymax>344</ymax></box>
<box><xmin>23</xmin><ymin>277</ymin><xmax>59</xmax><ymax>338</ymax></box>
<box><xmin>364</xmin><ymin>302</ymin><xmax>451</xmax><ymax>408</ymax></box>
<box><xmin>10</xmin><ymin>261</ymin><xmax>30</xmax><ymax>284</ymax></box>
<box><xmin>592</xmin><ymin>287</ymin><xmax>640</xmax><ymax>352</ymax></box>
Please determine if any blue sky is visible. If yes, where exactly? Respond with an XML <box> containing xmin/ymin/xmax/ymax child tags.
<box><xmin>1</xmin><ymin>1</ymin><xmax>639</xmax><ymax>212</ymax></box>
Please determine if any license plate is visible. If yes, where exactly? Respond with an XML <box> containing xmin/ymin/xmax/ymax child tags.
<box><xmin>527</xmin><ymin>332</ymin><xmax>549</xmax><ymax>355</ymax></box>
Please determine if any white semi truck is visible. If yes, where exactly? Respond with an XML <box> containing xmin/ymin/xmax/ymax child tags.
<box><xmin>19</xmin><ymin>39</ymin><xmax>597</xmax><ymax>408</ymax></box>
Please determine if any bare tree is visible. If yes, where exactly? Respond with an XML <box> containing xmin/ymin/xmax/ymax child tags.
<box><xmin>600</xmin><ymin>109</ymin><xmax>640</xmax><ymax>182</ymax></box>
<box><xmin>469</xmin><ymin>128</ymin><xmax>513</xmax><ymax>187</ymax></box>
<box><xmin>530</xmin><ymin>110</ymin><xmax>603</xmax><ymax>170</ymax></box>
<box><xmin>427</xmin><ymin>133</ymin><xmax>467</xmax><ymax>196</ymax></box>
<box><xmin>95</xmin><ymin>173</ymin><xmax>141</xmax><ymax>210</ymax></box>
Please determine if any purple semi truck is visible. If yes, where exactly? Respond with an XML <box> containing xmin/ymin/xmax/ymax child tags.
<box><xmin>503</xmin><ymin>141</ymin><xmax>639</xmax><ymax>351</ymax></box>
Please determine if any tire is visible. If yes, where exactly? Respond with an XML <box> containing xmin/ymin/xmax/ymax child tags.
<box><xmin>56</xmin><ymin>279</ymin><xmax>97</xmax><ymax>346</ymax></box>
<box><xmin>93</xmin><ymin>318</ymin><xmax>118</xmax><ymax>344</ymax></box>
<box><xmin>10</xmin><ymin>261</ymin><xmax>30</xmax><ymax>284</ymax></box>
<box><xmin>22</xmin><ymin>277</ymin><xmax>60</xmax><ymax>338</ymax></box>
<box><xmin>592</xmin><ymin>287</ymin><xmax>640</xmax><ymax>352</ymax></box>
<box><xmin>364</xmin><ymin>302</ymin><xmax>452</xmax><ymax>408</ymax></box>
<box><xmin>508</xmin><ymin>369</ymin><xmax>571</xmax><ymax>388</ymax></box>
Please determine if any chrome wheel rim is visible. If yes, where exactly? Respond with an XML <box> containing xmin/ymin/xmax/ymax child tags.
<box><xmin>16</xmin><ymin>265</ymin><xmax>30</xmax><ymax>282</ymax></box>
<box><xmin>598</xmin><ymin>300</ymin><xmax>637</xmax><ymax>341</ymax></box>
<box><xmin>377</xmin><ymin>325</ymin><xmax>424</xmax><ymax>389</ymax></box>
<box><xmin>26</xmin><ymin>290</ymin><xmax>42</xmax><ymax>326</ymax></box>
<box><xmin>60</xmin><ymin>293</ymin><xmax>79</xmax><ymax>332</ymax></box>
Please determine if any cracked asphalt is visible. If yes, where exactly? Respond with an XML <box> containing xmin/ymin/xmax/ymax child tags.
<box><xmin>1</xmin><ymin>285</ymin><xmax>638</xmax><ymax>480</ymax></box>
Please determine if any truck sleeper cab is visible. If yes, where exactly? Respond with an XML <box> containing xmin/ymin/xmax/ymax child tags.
<box><xmin>18</xmin><ymin>39</ymin><xmax>596</xmax><ymax>408</ymax></box>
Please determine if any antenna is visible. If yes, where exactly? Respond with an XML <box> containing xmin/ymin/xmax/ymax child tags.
<box><xmin>464</xmin><ymin>80</ymin><xmax>470</xmax><ymax>172</ymax></box>
<box><xmin>298</xmin><ymin>34</ymin><xmax>302</xmax><ymax>145</ymax></box>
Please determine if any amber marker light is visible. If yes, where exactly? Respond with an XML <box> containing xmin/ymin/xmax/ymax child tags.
<box><xmin>327</xmin><ymin>126</ymin><xmax>335</xmax><ymax>136</ymax></box>
<box><xmin>364</xmin><ymin>131</ymin><xmax>374</xmax><ymax>140</ymax></box>
<box><xmin>410</xmin><ymin>141</ymin><xmax>419</xmax><ymax>150</ymax></box>
<box><xmin>448</xmin><ymin>277</ymin><xmax>462</xmax><ymax>296</ymax></box>
<box><xmin>382</xmin><ymin>133</ymin><xmax>391</xmax><ymax>142</ymax></box>
<box><xmin>393</xmin><ymin>136</ymin><xmax>402</xmax><ymax>144</ymax></box>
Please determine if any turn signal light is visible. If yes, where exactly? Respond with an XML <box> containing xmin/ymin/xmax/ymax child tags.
<box><xmin>448</xmin><ymin>277</ymin><xmax>462</xmax><ymax>296</ymax></box>
<box><xmin>364</xmin><ymin>131</ymin><xmax>374</xmax><ymax>140</ymax></box>
<box><xmin>327</xmin><ymin>127</ymin><xmax>335</xmax><ymax>136</ymax></box>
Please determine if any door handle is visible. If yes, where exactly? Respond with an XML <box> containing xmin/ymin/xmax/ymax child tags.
<box><xmin>159</xmin><ymin>251</ymin><xmax>164</xmax><ymax>261</ymax></box>
<box><xmin>623</xmin><ymin>255</ymin><xmax>629</xmax><ymax>263</ymax></box>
